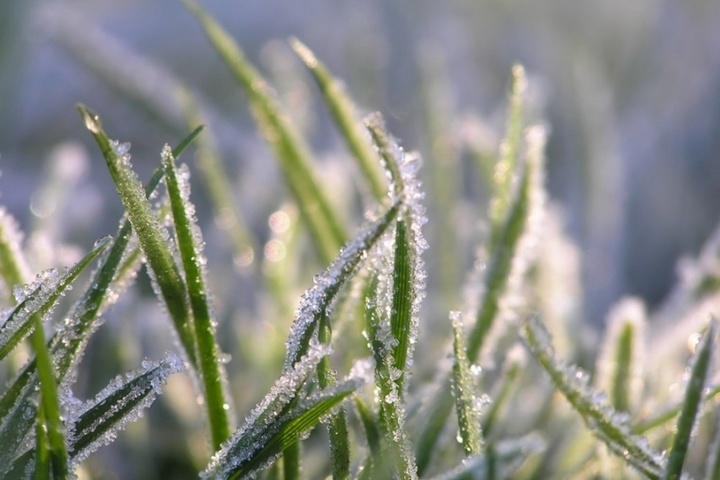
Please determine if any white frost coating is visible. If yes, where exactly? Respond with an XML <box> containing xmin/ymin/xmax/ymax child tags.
<box><xmin>595</xmin><ymin>297</ymin><xmax>646</xmax><ymax>412</ymax></box>
<box><xmin>203</xmin><ymin>343</ymin><xmax>332</xmax><ymax>479</ymax></box>
<box><xmin>523</xmin><ymin>317</ymin><xmax>665</xmax><ymax>477</ymax></box>
<box><xmin>67</xmin><ymin>351</ymin><xmax>185</xmax><ymax>466</ymax></box>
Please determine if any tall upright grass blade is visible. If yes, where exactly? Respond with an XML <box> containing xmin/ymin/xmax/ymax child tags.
<box><xmin>290</xmin><ymin>38</ymin><xmax>386</xmax><ymax>201</ymax></box>
<box><xmin>662</xmin><ymin>319</ymin><xmax>716</xmax><ymax>480</ymax></box>
<box><xmin>77</xmin><ymin>104</ymin><xmax>198</xmax><ymax>368</ymax></box>
<box><xmin>523</xmin><ymin>317</ymin><xmax>665</xmax><ymax>479</ymax></box>
<box><xmin>389</xmin><ymin>220</ymin><xmax>413</xmax><ymax>390</ymax></box>
<box><xmin>704</xmin><ymin>411</ymin><xmax>720</xmax><ymax>480</ymax></box>
<box><xmin>183</xmin><ymin>0</ymin><xmax>347</xmax><ymax>265</ymax></box>
<box><xmin>162</xmin><ymin>144</ymin><xmax>232</xmax><ymax>450</ymax></box>
<box><xmin>450</xmin><ymin>311</ymin><xmax>484</xmax><ymax>457</ymax></box>
<box><xmin>0</xmin><ymin>207</ymin><xmax>32</xmax><ymax>299</ymax></box>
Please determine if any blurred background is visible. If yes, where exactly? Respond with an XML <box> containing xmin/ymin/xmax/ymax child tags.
<box><xmin>2</xmin><ymin>0</ymin><xmax>720</xmax><ymax>477</ymax></box>
<box><xmin>2</xmin><ymin>0</ymin><xmax>719</xmax><ymax>325</ymax></box>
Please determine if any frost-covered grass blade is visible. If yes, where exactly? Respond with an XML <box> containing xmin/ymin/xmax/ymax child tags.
<box><xmin>183</xmin><ymin>0</ymin><xmax>347</xmax><ymax>265</ymax></box>
<box><xmin>77</xmin><ymin>104</ymin><xmax>198</xmax><ymax>368</ymax></box>
<box><xmin>67</xmin><ymin>352</ymin><xmax>186</xmax><ymax>465</ymax></box>
<box><xmin>662</xmin><ymin>319</ymin><xmax>716</xmax><ymax>480</ymax></box>
<box><xmin>450</xmin><ymin>311</ymin><xmax>483</xmax><ymax>457</ymax></box>
<box><xmin>163</xmin><ymin>144</ymin><xmax>232</xmax><ymax>450</ymax></box>
<box><xmin>523</xmin><ymin>316</ymin><xmax>665</xmax><ymax>478</ymax></box>
<box><xmin>0</xmin><ymin>237</ymin><xmax>111</xmax><ymax>362</ymax></box>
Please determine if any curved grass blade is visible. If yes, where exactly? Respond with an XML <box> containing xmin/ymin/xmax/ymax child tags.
<box><xmin>662</xmin><ymin>319</ymin><xmax>716</xmax><ymax>480</ymax></box>
<box><xmin>0</xmin><ymin>237</ymin><xmax>111</xmax><ymax>362</ymax></box>
<box><xmin>290</xmin><ymin>38</ymin><xmax>386</xmax><ymax>201</ymax></box>
<box><xmin>450</xmin><ymin>311</ymin><xmax>483</xmax><ymax>457</ymax></box>
<box><xmin>523</xmin><ymin>317</ymin><xmax>665</xmax><ymax>479</ymax></box>
<box><xmin>183</xmin><ymin>0</ymin><xmax>347</xmax><ymax>265</ymax></box>
<box><xmin>284</xmin><ymin>201</ymin><xmax>399</xmax><ymax>369</ymax></box>
<box><xmin>77</xmin><ymin>104</ymin><xmax>198</xmax><ymax>368</ymax></box>
<box><xmin>162</xmin><ymin>144</ymin><xmax>232</xmax><ymax>450</ymax></box>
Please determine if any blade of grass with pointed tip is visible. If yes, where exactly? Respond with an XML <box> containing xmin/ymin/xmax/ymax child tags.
<box><xmin>163</xmin><ymin>144</ymin><xmax>231</xmax><ymax>450</ymax></box>
<box><xmin>77</xmin><ymin>104</ymin><xmax>198</xmax><ymax>368</ymax></box>
<box><xmin>183</xmin><ymin>0</ymin><xmax>347</xmax><ymax>265</ymax></box>
<box><xmin>450</xmin><ymin>313</ymin><xmax>483</xmax><ymax>457</ymax></box>
<box><xmin>663</xmin><ymin>320</ymin><xmax>716</xmax><ymax>480</ymax></box>
<box><xmin>67</xmin><ymin>352</ymin><xmax>185</xmax><ymax>465</ymax></box>
<box><xmin>365</xmin><ymin>114</ymin><xmax>404</xmax><ymax>199</ymax></box>
<box><xmin>523</xmin><ymin>317</ymin><xmax>664</xmax><ymax>479</ymax></box>
<box><xmin>290</xmin><ymin>38</ymin><xmax>385</xmax><ymax>201</ymax></box>
<box><xmin>0</xmin><ymin>207</ymin><xmax>32</xmax><ymax>299</ymax></box>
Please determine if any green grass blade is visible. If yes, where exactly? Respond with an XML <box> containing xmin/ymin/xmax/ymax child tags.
<box><xmin>632</xmin><ymin>383</ymin><xmax>720</xmax><ymax>435</ymax></box>
<box><xmin>77</xmin><ymin>104</ymin><xmax>198</xmax><ymax>368</ymax></box>
<box><xmin>450</xmin><ymin>312</ymin><xmax>483</xmax><ymax>457</ymax></box>
<box><xmin>67</xmin><ymin>352</ymin><xmax>185</xmax><ymax>465</ymax></box>
<box><xmin>390</xmin><ymin>220</ymin><xmax>413</xmax><ymax>389</ymax></box>
<box><xmin>523</xmin><ymin>317</ymin><xmax>664</xmax><ymax>479</ymax></box>
<box><xmin>282</xmin><ymin>438</ymin><xmax>301</xmax><ymax>480</ymax></box>
<box><xmin>290</xmin><ymin>38</ymin><xmax>386</xmax><ymax>201</ymax></box>
<box><xmin>0</xmin><ymin>207</ymin><xmax>32</xmax><ymax>299</ymax></box>
<box><xmin>183</xmin><ymin>0</ymin><xmax>347</xmax><ymax>265</ymax></box>
<box><xmin>0</xmin><ymin>237</ymin><xmax>111</xmax><ymax>362</ymax></box>
<box><xmin>490</xmin><ymin>64</ymin><xmax>526</xmax><ymax>235</ymax></box>
<box><xmin>162</xmin><ymin>144</ymin><xmax>232</xmax><ymax>450</ymax></box>
<box><xmin>596</xmin><ymin>298</ymin><xmax>646</xmax><ymax>413</ymax></box>
<box><xmin>354</xmin><ymin>397</ymin><xmax>384</xmax><ymax>477</ymax></box>
<box><xmin>33</xmin><ymin>404</ymin><xmax>51</xmax><ymax>480</ymax></box>
<box><xmin>481</xmin><ymin>347</ymin><xmax>524</xmax><ymax>436</ymax></box>
<box><xmin>316</xmin><ymin>313</ymin><xmax>351</xmax><ymax>479</ymax></box>
<box><xmin>704</xmin><ymin>411</ymin><xmax>720</xmax><ymax>480</ymax></box>
<box><xmin>201</xmin><ymin>346</ymin><xmax>363</xmax><ymax>480</ymax></box>
<box><xmin>284</xmin><ymin>201</ymin><xmax>399</xmax><ymax>368</ymax></box>
<box><xmin>662</xmin><ymin>319</ymin><xmax>716</xmax><ymax>480</ymax></box>
<box><xmin>365</xmin><ymin>276</ymin><xmax>418</xmax><ymax>480</ymax></box>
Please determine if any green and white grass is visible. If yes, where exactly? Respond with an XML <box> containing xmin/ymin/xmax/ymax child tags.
<box><xmin>1</xmin><ymin>2</ymin><xmax>720</xmax><ymax>479</ymax></box>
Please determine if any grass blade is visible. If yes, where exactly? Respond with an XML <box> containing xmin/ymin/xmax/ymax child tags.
<box><xmin>77</xmin><ymin>104</ymin><xmax>198</xmax><ymax>368</ymax></box>
<box><xmin>0</xmin><ymin>207</ymin><xmax>32</xmax><ymax>299</ymax></box>
<box><xmin>284</xmin><ymin>201</ymin><xmax>399</xmax><ymax>369</ymax></box>
<box><xmin>390</xmin><ymin>220</ymin><xmax>413</xmax><ymax>390</ymax></box>
<box><xmin>704</xmin><ymin>411</ymin><xmax>720</xmax><ymax>480</ymax></box>
<box><xmin>67</xmin><ymin>352</ymin><xmax>185</xmax><ymax>464</ymax></box>
<box><xmin>290</xmin><ymin>38</ymin><xmax>386</xmax><ymax>201</ymax></box>
<box><xmin>523</xmin><ymin>316</ymin><xmax>665</xmax><ymax>478</ymax></box>
<box><xmin>183</xmin><ymin>0</ymin><xmax>347</xmax><ymax>265</ymax></box>
<box><xmin>365</xmin><ymin>276</ymin><xmax>418</xmax><ymax>480</ymax></box>
<box><xmin>450</xmin><ymin>311</ymin><xmax>483</xmax><ymax>457</ymax></box>
<box><xmin>0</xmin><ymin>237</ymin><xmax>111</xmax><ymax>362</ymax></box>
<box><xmin>662</xmin><ymin>319</ymin><xmax>716</xmax><ymax>480</ymax></box>
<box><xmin>162</xmin><ymin>144</ymin><xmax>232</xmax><ymax>450</ymax></box>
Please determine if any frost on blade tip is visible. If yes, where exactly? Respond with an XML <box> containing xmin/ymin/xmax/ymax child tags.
<box><xmin>522</xmin><ymin>317</ymin><xmax>665</xmax><ymax>478</ymax></box>
<box><xmin>284</xmin><ymin>202</ymin><xmax>398</xmax><ymax>369</ymax></box>
<box><xmin>67</xmin><ymin>351</ymin><xmax>185</xmax><ymax>465</ymax></box>
<box><xmin>0</xmin><ymin>206</ymin><xmax>33</xmax><ymax>289</ymax></box>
